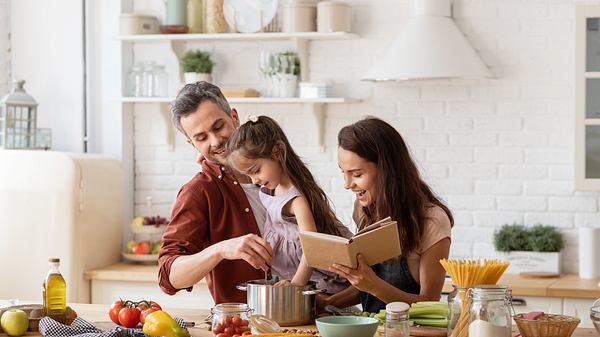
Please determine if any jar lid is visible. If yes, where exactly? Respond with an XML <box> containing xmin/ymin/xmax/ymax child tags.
<box><xmin>317</xmin><ymin>1</ymin><xmax>350</xmax><ymax>7</ymax></box>
<box><xmin>48</xmin><ymin>258</ymin><xmax>60</xmax><ymax>263</ymax></box>
<box><xmin>249</xmin><ymin>314</ymin><xmax>281</xmax><ymax>333</ymax></box>
<box><xmin>386</xmin><ymin>302</ymin><xmax>409</xmax><ymax>313</ymax></box>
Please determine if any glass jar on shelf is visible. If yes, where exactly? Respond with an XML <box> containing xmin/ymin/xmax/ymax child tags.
<box><xmin>152</xmin><ymin>65</ymin><xmax>168</xmax><ymax>97</ymax></box>
<box><xmin>211</xmin><ymin>303</ymin><xmax>252</xmax><ymax>336</ymax></box>
<box><xmin>468</xmin><ymin>285</ymin><xmax>513</xmax><ymax>337</ymax></box>
<box><xmin>127</xmin><ymin>64</ymin><xmax>144</xmax><ymax>97</ymax></box>
<box><xmin>142</xmin><ymin>62</ymin><xmax>157</xmax><ymax>97</ymax></box>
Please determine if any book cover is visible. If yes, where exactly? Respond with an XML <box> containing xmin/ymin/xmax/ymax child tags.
<box><xmin>299</xmin><ymin>217</ymin><xmax>401</xmax><ymax>270</ymax></box>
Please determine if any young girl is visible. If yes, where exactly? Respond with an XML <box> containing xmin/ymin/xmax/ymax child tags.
<box><xmin>327</xmin><ymin>116</ymin><xmax>454</xmax><ymax>312</ymax></box>
<box><xmin>226</xmin><ymin>115</ymin><xmax>351</xmax><ymax>293</ymax></box>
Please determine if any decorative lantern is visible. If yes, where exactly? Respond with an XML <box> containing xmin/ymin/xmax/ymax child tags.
<box><xmin>0</xmin><ymin>79</ymin><xmax>38</xmax><ymax>149</ymax></box>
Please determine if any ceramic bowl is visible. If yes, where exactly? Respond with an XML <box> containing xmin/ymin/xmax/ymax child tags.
<box><xmin>316</xmin><ymin>316</ymin><xmax>379</xmax><ymax>337</ymax></box>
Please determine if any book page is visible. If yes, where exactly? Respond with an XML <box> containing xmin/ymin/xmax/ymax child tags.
<box><xmin>350</xmin><ymin>221</ymin><xmax>401</xmax><ymax>266</ymax></box>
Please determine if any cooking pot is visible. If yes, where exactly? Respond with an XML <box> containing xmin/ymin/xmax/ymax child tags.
<box><xmin>237</xmin><ymin>279</ymin><xmax>325</xmax><ymax>326</ymax></box>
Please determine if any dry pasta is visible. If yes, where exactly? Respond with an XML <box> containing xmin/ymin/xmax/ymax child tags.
<box><xmin>439</xmin><ymin>259</ymin><xmax>510</xmax><ymax>337</ymax></box>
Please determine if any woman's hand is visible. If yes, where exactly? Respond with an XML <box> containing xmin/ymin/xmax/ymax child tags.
<box><xmin>329</xmin><ymin>254</ymin><xmax>381</xmax><ymax>294</ymax></box>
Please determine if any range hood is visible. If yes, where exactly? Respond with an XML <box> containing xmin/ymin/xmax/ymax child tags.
<box><xmin>362</xmin><ymin>0</ymin><xmax>492</xmax><ymax>81</ymax></box>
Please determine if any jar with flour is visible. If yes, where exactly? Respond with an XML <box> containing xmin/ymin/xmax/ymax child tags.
<box><xmin>468</xmin><ymin>285</ymin><xmax>513</xmax><ymax>337</ymax></box>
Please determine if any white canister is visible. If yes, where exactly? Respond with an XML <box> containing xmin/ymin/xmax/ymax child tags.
<box><xmin>317</xmin><ymin>1</ymin><xmax>351</xmax><ymax>33</ymax></box>
<box><xmin>283</xmin><ymin>3</ymin><xmax>317</xmax><ymax>33</ymax></box>
<box><xmin>120</xmin><ymin>14</ymin><xmax>160</xmax><ymax>35</ymax></box>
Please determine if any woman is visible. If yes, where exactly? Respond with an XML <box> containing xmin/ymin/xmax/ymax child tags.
<box><xmin>326</xmin><ymin>117</ymin><xmax>453</xmax><ymax>312</ymax></box>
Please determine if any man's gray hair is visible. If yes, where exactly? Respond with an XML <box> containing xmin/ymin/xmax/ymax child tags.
<box><xmin>170</xmin><ymin>81</ymin><xmax>232</xmax><ymax>137</ymax></box>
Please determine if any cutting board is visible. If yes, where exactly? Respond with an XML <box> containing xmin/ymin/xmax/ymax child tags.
<box><xmin>410</xmin><ymin>326</ymin><xmax>447</xmax><ymax>337</ymax></box>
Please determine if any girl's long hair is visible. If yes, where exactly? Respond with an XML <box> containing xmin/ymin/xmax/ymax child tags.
<box><xmin>338</xmin><ymin>116</ymin><xmax>454</xmax><ymax>254</ymax></box>
<box><xmin>226</xmin><ymin>116</ymin><xmax>342</xmax><ymax>236</ymax></box>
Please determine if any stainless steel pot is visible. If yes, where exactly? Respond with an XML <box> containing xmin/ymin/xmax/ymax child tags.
<box><xmin>237</xmin><ymin>279</ymin><xmax>325</xmax><ymax>326</ymax></box>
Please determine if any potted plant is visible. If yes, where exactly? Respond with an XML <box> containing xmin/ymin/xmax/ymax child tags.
<box><xmin>181</xmin><ymin>50</ymin><xmax>215</xmax><ymax>84</ymax></box>
<box><xmin>494</xmin><ymin>223</ymin><xmax>564</xmax><ymax>274</ymax></box>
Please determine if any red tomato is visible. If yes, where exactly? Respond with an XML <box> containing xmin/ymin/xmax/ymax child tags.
<box><xmin>224</xmin><ymin>316</ymin><xmax>233</xmax><ymax>326</ymax></box>
<box><xmin>232</xmin><ymin>335</ymin><xmax>241</xmax><ymax>337</ymax></box>
<box><xmin>118</xmin><ymin>307</ymin><xmax>141</xmax><ymax>328</ymax></box>
<box><xmin>241</xmin><ymin>332</ymin><xmax>252</xmax><ymax>336</ymax></box>
<box><xmin>234</xmin><ymin>327</ymin><xmax>242</xmax><ymax>335</ymax></box>
<box><xmin>216</xmin><ymin>334</ymin><xmax>229</xmax><ymax>337</ymax></box>
<box><xmin>241</xmin><ymin>319</ymin><xmax>249</xmax><ymax>326</ymax></box>
<box><xmin>240</xmin><ymin>326</ymin><xmax>250</xmax><ymax>333</ymax></box>
<box><xmin>224</xmin><ymin>327</ymin><xmax>235</xmax><ymax>336</ymax></box>
<box><xmin>140</xmin><ymin>307</ymin><xmax>159</xmax><ymax>325</ymax></box>
<box><xmin>108</xmin><ymin>300</ymin><xmax>124</xmax><ymax>324</ymax></box>
<box><xmin>232</xmin><ymin>315</ymin><xmax>242</xmax><ymax>326</ymax></box>
<box><xmin>149</xmin><ymin>301</ymin><xmax>162</xmax><ymax>310</ymax></box>
<box><xmin>133</xmin><ymin>242</ymin><xmax>150</xmax><ymax>255</ymax></box>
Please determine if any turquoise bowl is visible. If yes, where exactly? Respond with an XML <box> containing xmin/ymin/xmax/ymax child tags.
<box><xmin>316</xmin><ymin>316</ymin><xmax>379</xmax><ymax>337</ymax></box>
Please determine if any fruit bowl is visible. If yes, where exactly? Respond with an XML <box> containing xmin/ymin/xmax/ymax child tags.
<box><xmin>122</xmin><ymin>253</ymin><xmax>159</xmax><ymax>264</ymax></box>
<box><xmin>130</xmin><ymin>224</ymin><xmax>167</xmax><ymax>235</ymax></box>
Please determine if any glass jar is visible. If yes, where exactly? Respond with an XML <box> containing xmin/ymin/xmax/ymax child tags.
<box><xmin>447</xmin><ymin>285</ymin><xmax>467</xmax><ymax>337</ymax></box>
<box><xmin>211</xmin><ymin>303</ymin><xmax>252</xmax><ymax>336</ymax></box>
<box><xmin>127</xmin><ymin>64</ymin><xmax>143</xmax><ymax>97</ymax></box>
<box><xmin>468</xmin><ymin>285</ymin><xmax>512</xmax><ymax>337</ymax></box>
<box><xmin>143</xmin><ymin>62</ymin><xmax>156</xmax><ymax>97</ymax></box>
<box><xmin>152</xmin><ymin>65</ymin><xmax>168</xmax><ymax>97</ymax></box>
<box><xmin>384</xmin><ymin>302</ymin><xmax>410</xmax><ymax>337</ymax></box>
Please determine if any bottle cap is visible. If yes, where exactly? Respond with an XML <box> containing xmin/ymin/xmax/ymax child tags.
<box><xmin>386</xmin><ymin>302</ymin><xmax>409</xmax><ymax>313</ymax></box>
<box><xmin>49</xmin><ymin>258</ymin><xmax>60</xmax><ymax>263</ymax></box>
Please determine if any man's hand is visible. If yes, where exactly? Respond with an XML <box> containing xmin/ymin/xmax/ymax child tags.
<box><xmin>219</xmin><ymin>234</ymin><xmax>273</xmax><ymax>271</ymax></box>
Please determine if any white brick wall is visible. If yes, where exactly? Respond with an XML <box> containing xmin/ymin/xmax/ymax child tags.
<box><xmin>131</xmin><ymin>0</ymin><xmax>600</xmax><ymax>273</ymax></box>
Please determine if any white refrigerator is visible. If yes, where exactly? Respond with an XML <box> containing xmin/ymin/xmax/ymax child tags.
<box><xmin>0</xmin><ymin>150</ymin><xmax>123</xmax><ymax>303</ymax></box>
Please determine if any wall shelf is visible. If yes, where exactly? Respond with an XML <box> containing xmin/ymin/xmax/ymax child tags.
<box><xmin>118</xmin><ymin>32</ymin><xmax>358</xmax><ymax>42</ymax></box>
<box><xmin>119</xmin><ymin>97</ymin><xmax>356</xmax><ymax>104</ymax></box>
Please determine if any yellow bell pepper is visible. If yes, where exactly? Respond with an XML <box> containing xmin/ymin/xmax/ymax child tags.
<box><xmin>142</xmin><ymin>310</ymin><xmax>190</xmax><ymax>337</ymax></box>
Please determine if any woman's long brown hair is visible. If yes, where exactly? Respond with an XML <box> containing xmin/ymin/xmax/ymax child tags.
<box><xmin>226</xmin><ymin>116</ymin><xmax>342</xmax><ymax>236</ymax></box>
<box><xmin>338</xmin><ymin>116</ymin><xmax>454</xmax><ymax>254</ymax></box>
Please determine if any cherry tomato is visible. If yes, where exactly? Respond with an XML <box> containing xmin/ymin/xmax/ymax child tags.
<box><xmin>214</xmin><ymin>323</ymin><xmax>224</xmax><ymax>334</ymax></box>
<box><xmin>108</xmin><ymin>300</ymin><xmax>124</xmax><ymax>324</ymax></box>
<box><xmin>140</xmin><ymin>307</ymin><xmax>159</xmax><ymax>325</ymax></box>
<box><xmin>149</xmin><ymin>301</ymin><xmax>162</xmax><ymax>310</ymax></box>
<box><xmin>224</xmin><ymin>327</ymin><xmax>235</xmax><ymax>336</ymax></box>
<box><xmin>232</xmin><ymin>315</ymin><xmax>242</xmax><ymax>326</ymax></box>
<box><xmin>241</xmin><ymin>319</ymin><xmax>249</xmax><ymax>326</ymax></box>
<box><xmin>233</xmin><ymin>335</ymin><xmax>241</xmax><ymax>337</ymax></box>
<box><xmin>241</xmin><ymin>332</ymin><xmax>252</xmax><ymax>336</ymax></box>
<box><xmin>118</xmin><ymin>306</ymin><xmax>141</xmax><ymax>328</ymax></box>
<box><xmin>216</xmin><ymin>334</ymin><xmax>229</xmax><ymax>337</ymax></box>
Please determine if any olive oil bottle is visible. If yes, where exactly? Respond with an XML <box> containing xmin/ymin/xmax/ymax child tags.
<box><xmin>44</xmin><ymin>258</ymin><xmax>67</xmax><ymax>323</ymax></box>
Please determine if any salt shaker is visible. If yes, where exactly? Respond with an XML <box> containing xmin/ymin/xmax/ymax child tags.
<box><xmin>385</xmin><ymin>302</ymin><xmax>410</xmax><ymax>337</ymax></box>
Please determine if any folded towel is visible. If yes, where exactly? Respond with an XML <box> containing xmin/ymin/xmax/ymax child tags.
<box><xmin>39</xmin><ymin>316</ymin><xmax>186</xmax><ymax>337</ymax></box>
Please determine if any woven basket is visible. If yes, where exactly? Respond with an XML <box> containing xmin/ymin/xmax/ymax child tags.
<box><xmin>514</xmin><ymin>314</ymin><xmax>580</xmax><ymax>337</ymax></box>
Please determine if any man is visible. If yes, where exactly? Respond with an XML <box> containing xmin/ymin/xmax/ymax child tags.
<box><xmin>158</xmin><ymin>82</ymin><xmax>273</xmax><ymax>303</ymax></box>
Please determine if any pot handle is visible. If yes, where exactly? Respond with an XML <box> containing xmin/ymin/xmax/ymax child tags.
<box><xmin>301</xmin><ymin>288</ymin><xmax>327</xmax><ymax>296</ymax></box>
<box><xmin>236</xmin><ymin>283</ymin><xmax>248</xmax><ymax>292</ymax></box>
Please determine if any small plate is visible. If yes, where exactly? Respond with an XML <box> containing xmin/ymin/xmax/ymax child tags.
<box><xmin>122</xmin><ymin>252</ymin><xmax>159</xmax><ymax>264</ymax></box>
<box><xmin>223</xmin><ymin>0</ymin><xmax>278</xmax><ymax>33</ymax></box>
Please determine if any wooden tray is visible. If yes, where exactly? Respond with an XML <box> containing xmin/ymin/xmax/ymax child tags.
<box><xmin>410</xmin><ymin>326</ymin><xmax>447</xmax><ymax>337</ymax></box>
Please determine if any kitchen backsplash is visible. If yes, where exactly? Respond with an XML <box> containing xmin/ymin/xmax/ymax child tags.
<box><xmin>126</xmin><ymin>0</ymin><xmax>598</xmax><ymax>274</ymax></box>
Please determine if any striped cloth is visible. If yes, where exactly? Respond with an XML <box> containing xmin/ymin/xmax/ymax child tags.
<box><xmin>39</xmin><ymin>316</ymin><xmax>186</xmax><ymax>337</ymax></box>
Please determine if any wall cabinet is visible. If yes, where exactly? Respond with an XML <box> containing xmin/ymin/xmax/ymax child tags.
<box><xmin>576</xmin><ymin>6</ymin><xmax>600</xmax><ymax>190</ymax></box>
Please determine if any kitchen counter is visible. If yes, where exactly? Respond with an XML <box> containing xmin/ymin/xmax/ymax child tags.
<box><xmin>87</xmin><ymin>264</ymin><xmax>600</xmax><ymax>299</ymax></box>
<box><xmin>442</xmin><ymin>273</ymin><xmax>600</xmax><ymax>298</ymax></box>
<box><xmin>1</xmin><ymin>301</ymin><xmax>597</xmax><ymax>337</ymax></box>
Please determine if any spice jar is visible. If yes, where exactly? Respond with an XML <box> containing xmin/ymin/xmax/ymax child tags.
<box><xmin>211</xmin><ymin>303</ymin><xmax>252</xmax><ymax>336</ymax></box>
<box><xmin>447</xmin><ymin>285</ymin><xmax>467</xmax><ymax>337</ymax></box>
<box><xmin>384</xmin><ymin>302</ymin><xmax>410</xmax><ymax>337</ymax></box>
<box><xmin>468</xmin><ymin>285</ymin><xmax>512</xmax><ymax>337</ymax></box>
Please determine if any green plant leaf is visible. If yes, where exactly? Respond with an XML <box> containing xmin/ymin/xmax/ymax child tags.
<box><xmin>181</xmin><ymin>50</ymin><xmax>214</xmax><ymax>73</ymax></box>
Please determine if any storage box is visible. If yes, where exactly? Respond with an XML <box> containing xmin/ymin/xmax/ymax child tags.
<box><xmin>120</xmin><ymin>14</ymin><xmax>159</xmax><ymax>35</ymax></box>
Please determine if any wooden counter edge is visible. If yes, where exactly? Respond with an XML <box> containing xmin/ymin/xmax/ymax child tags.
<box><xmin>83</xmin><ymin>262</ymin><xmax>206</xmax><ymax>284</ymax></box>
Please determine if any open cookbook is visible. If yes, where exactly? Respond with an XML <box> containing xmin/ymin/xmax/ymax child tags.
<box><xmin>299</xmin><ymin>217</ymin><xmax>401</xmax><ymax>270</ymax></box>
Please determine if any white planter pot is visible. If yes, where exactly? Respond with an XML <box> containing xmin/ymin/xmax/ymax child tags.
<box><xmin>496</xmin><ymin>251</ymin><xmax>561</xmax><ymax>274</ymax></box>
<box><xmin>184</xmin><ymin>72</ymin><xmax>212</xmax><ymax>84</ymax></box>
